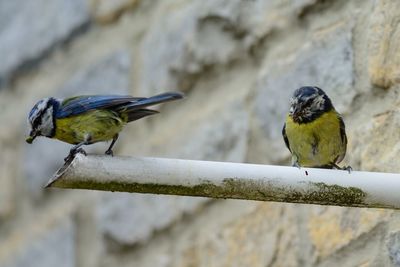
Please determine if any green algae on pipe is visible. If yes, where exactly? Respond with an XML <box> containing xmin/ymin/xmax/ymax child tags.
<box><xmin>46</xmin><ymin>154</ymin><xmax>400</xmax><ymax>209</ymax></box>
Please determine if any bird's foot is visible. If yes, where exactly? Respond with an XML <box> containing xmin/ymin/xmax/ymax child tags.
<box><xmin>342</xmin><ymin>165</ymin><xmax>352</xmax><ymax>173</ymax></box>
<box><xmin>105</xmin><ymin>149</ymin><xmax>114</xmax><ymax>157</ymax></box>
<box><xmin>292</xmin><ymin>161</ymin><xmax>301</xmax><ymax>169</ymax></box>
<box><xmin>64</xmin><ymin>148</ymin><xmax>87</xmax><ymax>162</ymax></box>
<box><xmin>331</xmin><ymin>162</ymin><xmax>352</xmax><ymax>173</ymax></box>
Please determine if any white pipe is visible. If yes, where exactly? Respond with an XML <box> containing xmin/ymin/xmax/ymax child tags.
<box><xmin>46</xmin><ymin>154</ymin><xmax>400</xmax><ymax>209</ymax></box>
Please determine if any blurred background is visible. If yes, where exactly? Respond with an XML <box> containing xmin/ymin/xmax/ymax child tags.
<box><xmin>0</xmin><ymin>0</ymin><xmax>400</xmax><ymax>266</ymax></box>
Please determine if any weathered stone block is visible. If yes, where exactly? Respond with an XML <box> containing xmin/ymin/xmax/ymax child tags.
<box><xmin>307</xmin><ymin>206</ymin><xmax>390</xmax><ymax>261</ymax></box>
<box><xmin>388</xmin><ymin>231</ymin><xmax>400</xmax><ymax>267</ymax></box>
<box><xmin>368</xmin><ymin>0</ymin><xmax>400</xmax><ymax>89</ymax></box>
<box><xmin>0</xmin><ymin>0</ymin><xmax>90</xmax><ymax>87</ymax></box>
<box><xmin>59</xmin><ymin>50</ymin><xmax>131</xmax><ymax>96</ymax></box>
<box><xmin>23</xmin><ymin>139</ymin><xmax>70</xmax><ymax>200</ymax></box>
<box><xmin>1</xmin><ymin>220</ymin><xmax>75</xmax><ymax>267</ymax></box>
<box><xmin>90</xmin><ymin>0</ymin><xmax>139</xmax><ymax>24</ymax></box>
<box><xmin>139</xmin><ymin>0</ymin><xmax>317</xmax><ymax>95</ymax></box>
<box><xmin>0</xmin><ymin>140</ymin><xmax>17</xmax><ymax>218</ymax></box>
<box><xmin>171</xmin><ymin>203</ymin><xmax>297</xmax><ymax>267</ymax></box>
<box><xmin>357</xmin><ymin>110</ymin><xmax>400</xmax><ymax>172</ymax></box>
<box><xmin>97</xmin><ymin>193</ymin><xmax>205</xmax><ymax>245</ymax></box>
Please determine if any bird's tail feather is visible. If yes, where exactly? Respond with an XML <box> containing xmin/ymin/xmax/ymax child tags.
<box><xmin>120</xmin><ymin>92</ymin><xmax>184</xmax><ymax>111</ymax></box>
<box><xmin>125</xmin><ymin>109</ymin><xmax>159</xmax><ymax>122</ymax></box>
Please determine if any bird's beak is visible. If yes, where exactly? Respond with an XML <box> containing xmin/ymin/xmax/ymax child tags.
<box><xmin>290</xmin><ymin>106</ymin><xmax>298</xmax><ymax>116</ymax></box>
<box><xmin>26</xmin><ymin>131</ymin><xmax>37</xmax><ymax>144</ymax></box>
<box><xmin>291</xmin><ymin>105</ymin><xmax>302</xmax><ymax>121</ymax></box>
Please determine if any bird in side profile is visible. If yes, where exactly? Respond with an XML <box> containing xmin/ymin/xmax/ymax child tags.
<box><xmin>26</xmin><ymin>92</ymin><xmax>184</xmax><ymax>161</ymax></box>
<box><xmin>282</xmin><ymin>86</ymin><xmax>350</xmax><ymax>170</ymax></box>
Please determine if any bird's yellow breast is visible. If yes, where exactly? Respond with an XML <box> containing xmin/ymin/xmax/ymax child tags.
<box><xmin>284</xmin><ymin>110</ymin><xmax>346</xmax><ymax>167</ymax></box>
<box><xmin>54</xmin><ymin>110</ymin><xmax>125</xmax><ymax>144</ymax></box>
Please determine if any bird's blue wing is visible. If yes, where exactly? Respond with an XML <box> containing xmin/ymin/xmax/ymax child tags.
<box><xmin>57</xmin><ymin>95</ymin><xmax>143</xmax><ymax>118</ymax></box>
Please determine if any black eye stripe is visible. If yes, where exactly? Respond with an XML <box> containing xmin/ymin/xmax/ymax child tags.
<box><xmin>31</xmin><ymin>100</ymin><xmax>53</xmax><ymax>128</ymax></box>
<box><xmin>298</xmin><ymin>97</ymin><xmax>313</xmax><ymax>107</ymax></box>
<box><xmin>32</xmin><ymin>115</ymin><xmax>42</xmax><ymax>129</ymax></box>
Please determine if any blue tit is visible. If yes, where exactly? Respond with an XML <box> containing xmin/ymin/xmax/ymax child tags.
<box><xmin>26</xmin><ymin>92</ymin><xmax>183</xmax><ymax>161</ymax></box>
<box><xmin>282</xmin><ymin>86</ymin><xmax>350</xmax><ymax>170</ymax></box>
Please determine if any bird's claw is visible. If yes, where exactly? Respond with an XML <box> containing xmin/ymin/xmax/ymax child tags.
<box><xmin>64</xmin><ymin>148</ymin><xmax>87</xmax><ymax>162</ymax></box>
<box><xmin>331</xmin><ymin>162</ymin><xmax>352</xmax><ymax>173</ymax></box>
<box><xmin>292</xmin><ymin>162</ymin><xmax>301</xmax><ymax>169</ymax></box>
<box><xmin>343</xmin><ymin>166</ymin><xmax>352</xmax><ymax>173</ymax></box>
<box><xmin>105</xmin><ymin>149</ymin><xmax>114</xmax><ymax>156</ymax></box>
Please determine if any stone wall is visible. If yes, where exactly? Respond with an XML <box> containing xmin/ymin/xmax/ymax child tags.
<box><xmin>0</xmin><ymin>0</ymin><xmax>400</xmax><ymax>266</ymax></box>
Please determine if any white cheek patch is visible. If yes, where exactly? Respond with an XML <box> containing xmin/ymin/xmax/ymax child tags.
<box><xmin>39</xmin><ymin>106</ymin><xmax>54</xmax><ymax>136</ymax></box>
<box><xmin>289</xmin><ymin>98</ymin><xmax>297</xmax><ymax>114</ymax></box>
<box><xmin>29</xmin><ymin>98</ymin><xmax>51</xmax><ymax>125</ymax></box>
<box><xmin>303</xmin><ymin>108</ymin><xmax>312</xmax><ymax>117</ymax></box>
<box><xmin>29</xmin><ymin>98</ymin><xmax>49</xmax><ymax>121</ymax></box>
<box><xmin>302</xmin><ymin>95</ymin><xmax>313</xmax><ymax>102</ymax></box>
<box><xmin>311</xmin><ymin>95</ymin><xmax>325</xmax><ymax>110</ymax></box>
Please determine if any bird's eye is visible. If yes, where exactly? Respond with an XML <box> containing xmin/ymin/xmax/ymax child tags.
<box><xmin>303</xmin><ymin>98</ymin><xmax>314</xmax><ymax>107</ymax></box>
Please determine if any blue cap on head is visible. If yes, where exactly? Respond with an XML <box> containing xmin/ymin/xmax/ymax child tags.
<box><xmin>290</xmin><ymin>86</ymin><xmax>334</xmax><ymax>123</ymax></box>
<box><xmin>293</xmin><ymin>86</ymin><xmax>326</xmax><ymax>99</ymax></box>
